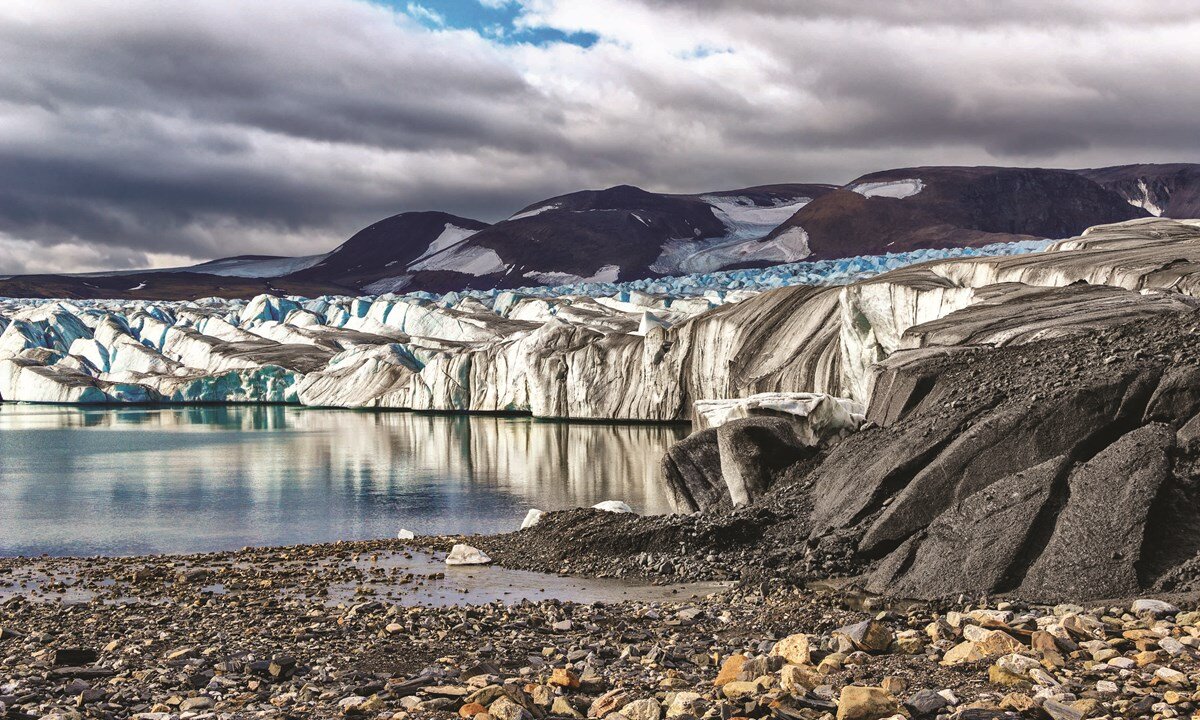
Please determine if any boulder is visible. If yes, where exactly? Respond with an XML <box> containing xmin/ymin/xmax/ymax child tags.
<box><xmin>866</xmin><ymin>455</ymin><xmax>1069</xmax><ymax>597</ymax></box>
<box><xmin>1019</xmin><ymin>424</ymin><xmax>1174</xmax><ymax>599</ymax></box>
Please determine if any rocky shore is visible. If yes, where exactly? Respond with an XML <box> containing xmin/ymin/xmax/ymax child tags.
<box><xmin>0</xmin><ymin>538</ymin><xmax>1197</xmax><ymax>720</ymax></box>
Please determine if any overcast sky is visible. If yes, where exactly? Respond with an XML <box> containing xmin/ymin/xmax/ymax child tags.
<box><xmin>1</xmin><ymin>0</ymin><xmax>1198</xmax><ymax>274</ymax></box>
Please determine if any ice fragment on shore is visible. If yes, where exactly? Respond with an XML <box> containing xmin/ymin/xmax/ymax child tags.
<box><xmin>521</xmin><ymin>509</ymin><xmax>545</xmax><ymax>530</ymax></box>
<box><xmin>592</xmin><ymin>500</ymin><xmax>633</xmax><ymax>513</ymax></box>
<box><xmin>445</xmin><ymin>544</ymin><xmax>491</xmax><ymax>566</ymax></box>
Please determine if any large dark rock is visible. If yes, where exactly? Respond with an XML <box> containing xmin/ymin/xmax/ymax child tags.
<box><xmin>1019</xmin><ymin>424</ymin><xmax>1175</xmax><ymax>599</ymax></box>
<box><xmin>662</xmin><ymin>417</ymin><xmax>816</xmax><ymax>512</ymax></box>
<box><xmin>716</xmin><ymin>418</ymin><xmax>813</xmax><ymax>506</ymax></box>
<box><xmin>661</xmin><ymin>428</ymin><xmax>726</xmax><ymax>513</ymax></box>
<box><xmin>858</xmin><ymin>370</ymin><xmax>1158</xmax><ymax>555</ymax></box>
<box><xmin>866</xmin><ymin>455</ymin><xmax>1070</xmax><ymax>597</ymax></box>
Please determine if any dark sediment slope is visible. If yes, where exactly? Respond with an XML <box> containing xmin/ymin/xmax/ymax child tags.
<box><xmin>472</xmin><ymin>307</ymin><xmax>1200</xmax><ymax>603</ymax></box>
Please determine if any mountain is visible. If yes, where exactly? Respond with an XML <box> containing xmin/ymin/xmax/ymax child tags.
<box><xmin>763</xmin><ymin>166</ymin><xmax>1150</xmax><ymax>258</ymax></box>
<box><xmin>0</xmin><ymin>165</ymin><xmax>1191</xmax><ymax>300</ymax></box>
<box><xmin>286</xmin><ymin>211</ymin><xmax>492</xmax><ymax>294</ymax></box>
<box><xmin>372</xmin><ymin>183</ymin><xmax>835</xmax><ymax>291</ymax></box>
<box><xmin>1075</xmin><ymin>163</ymin><xmax>1200</xmax><ymax>218</ymax></box>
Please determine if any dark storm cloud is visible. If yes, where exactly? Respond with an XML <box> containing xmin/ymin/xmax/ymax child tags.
<box><xmin>1</xmin><ymin>0</ymin><xmax>1200</xmax><ymax>273</ymax></box>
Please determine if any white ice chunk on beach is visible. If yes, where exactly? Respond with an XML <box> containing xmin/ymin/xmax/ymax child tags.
<box><xmin>445</xmin><ymin>543</ymin><xmax>491</xmax><ymax>566</ymax></box>
<box><xmin>521</xmin><ymin>509</ymin><xmax>545</xmax><ymax>530</ymax></box>
<box><xmin>849</xmin><ymin>178</ymin><xmax>925</xmax><ymax>199</ymax></box>
<box><xmin>693</xmin><ymin>392</ymin><xmax>866</xmax><ymax>446</ymax></box>
<box><xmin>592</xmin><ymin>500</ymin><xmax>633</xmax><ymax>514</ymax></box>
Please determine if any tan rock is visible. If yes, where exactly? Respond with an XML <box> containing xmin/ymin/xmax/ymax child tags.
<box><xmin>589</xmin><ymin>690</ymin><xmax>633</xmax><ymax>718</ymax></box>
<box><xmin>818</xmin><ymin>652</ymin><xmax>846</xmax><ymax>674</ymax></box>
<box><xmin>835</xmin><ymin>686</ymin><xmax>898</xmax><ymax>720</ymax></box>
<box><xmin>489</xmin><ymin>697</ymin><xmax>528</xmax><ymax>720</ymax></box>
<box><xmin>665</xmin><ymin>692</ymin><xmax>704</xmax><ymax>719</ymax></box>
<box><xmin>975</xmin><ymin>629</ymin><xmax>1025</xmax><ymax>657</ymax></box>
<box><xmin>549</xmin><ymin>668</ymin><xmax>580</xmax><ymax>689</ymax></box>
<box><xmin>941</xmin><ymin>641</ymin><xmax>986</xmax><ymax>666</ymax></box>
<box><xmin>988</xmin><ymin>664</ymin><xmax>1030</xmax><ymax>688</ymax></box>
<box><xmin>780</xmin><ymin>664</ymin><xmax>819</xmax><ymax>694</ymax></box>
<box><xmin>552</xmin><ymin>697</ymin><xmax>585</xmax><ymax>719</ymax></box>
<box><xmin>772</xmin><ymin>634</ymin><xmax>812</xmax><ymax>665</ymax></box>
<box><xmin>714</xmin><ymin>655</ymin><xmax>746</xmax><ymax>688</ymax></box>
<box><xmin>621</xmin><ymin>699</ymin><xmax>661</xmax><ymax>720</ymax></box>
<box><xmin>880</xmin><ymin>676</ymin><xmax>905</xmax><ymax>695</ymax></box>
<box><xmin>722</xmin><ymin>681</ymin><xmax>761</xmax><ymax>702</ymax></box>
<box><xmin>999</xmin><ymin>693</ymin><xmax>1036</xmax><ymax>712</ymax></box>
<box><xmin>460</xmin><ymin>703</ymin><xmax>487</xmax><ymax>718</ymax></box>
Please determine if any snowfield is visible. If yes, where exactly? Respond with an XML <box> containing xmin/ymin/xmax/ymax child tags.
<box><xmin>849</xmin><ymin>178</ymin><xmax>925</xmax><ymax>199</ymax></box>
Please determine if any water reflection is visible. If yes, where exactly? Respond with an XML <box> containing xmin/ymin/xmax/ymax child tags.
<box><xmin>0</xmin><ymin>405</ymin><xmax>688</xmax><ymax>557</ymax></box>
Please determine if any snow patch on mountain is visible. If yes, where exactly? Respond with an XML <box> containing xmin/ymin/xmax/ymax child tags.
<box><xmin>508</xmin><ymin>203</ymin><xmax>561</xmax><ymax>221</ymax></box>
<box><xmin>523</xmin><ymin>265</ymin><xmax>621</xmax><ymax>285</ymax></box>
<box><xmin>702</xmin><ymin>196</ymin><xmax>811</xmax><ymax>239</ymax></box>
<box><xmin>409</xmin><ymin>244</ymin><xmax>507</xmax><ymax>276</ymax></box>
<box><xmin>1126</xmin><ymin>179</ymin><xmax>1164</xmax><ymax>216</ymax></box>
<box><xmin>409</xmin><ymin>224</ymin><xmax>482</xmax><ymax>265</ymax></box>
<box><xmin>362</xmin><ymin>276</ymin><xmax>415</xmax><ymax>295</ymax></box>
<box><xmin>849</xmin><ymin>178</ymin><xmax>925</xmax><ymax>199</ymax></box>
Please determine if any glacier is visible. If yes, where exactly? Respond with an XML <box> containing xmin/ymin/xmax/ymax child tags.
<box><xmin>5</xmin><ymin>221</ymin><xmax>1200</xmax><ymax>418</ymax></box>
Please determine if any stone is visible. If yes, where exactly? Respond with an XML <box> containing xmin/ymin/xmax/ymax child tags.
<box><xmin>553</xmin><ymin>698</ymin><xmax>585</xmax><ymax>719</ymax></box>
<box><xmin>396</xmin><ymin>528</ymin><xmax>415</xmax><ymax>540</ymax></box>
<box><xmin>550</xmin><ymin>668</ymin><xmax>580</xmax><ymax>689</ymax></box>
<box><xmin>1041</xmin><ymin>699</ymin><xmax>1083</xmax><ymax>720</ymax></box>
<box><xmin>621</xmin><ymin>699</ymin><xmax>661</xmax><ymax>720</ymax></box>
<box><xmin>460</xmin><ymin>703</ymin><xmax>487</xmax><ymax>718</ymax></box>
<box><xmin>1131</xmin><ymin>598</ymin><xmax>1179</xmax><ymax>617</ymax></box>
<box><xmin>833</xmin><ymin>620</ymin><xmax>894</xmax><ymax>653</ymax></box>
<box><xmin>665</xmin><ymin>692</ymin><xmax>704</xmax><ymax>719</ymax></box>
<box><xmin>589</xmin><ymin>690</ymin><xmax>633</xmax><ymax>718</ymax></box>
<box><xmin>490</xmin><ymin>696</ymin><xmax>529</xmax><ymax>720</ymax></box>
<box><xmin>772</xmin><ymin>634</ymin><xmax>812</xmax><ymax>665</ymax></box>
<box><xmin>713</xmin><ymin>655</ymin><xmax>746</xmax><ymax>687</ymax></box>
<box><xmin>1155</xmin><ymin>666</ymin><xmax>1188</xmax><ymax>685</ymax></box>
<box><xmin>53</xmin><ymin>648</ymin><xmax>98</xmax><ymax>666</ymax></box>
<box><xmin>903</xmin><ymin>690</ymin><xmax>949</xmax><ymax>716</ymax></box>
<box><xmin>780</xmin><ymin>664</ymin><xmax>819</xmax><ymax>694</ymax></box>
<box><xmin>835</xmin><ymin>686</ymin><xmax>898</xmax><ymax>720</ymax></box>
<box><xmin>941</xmin><ymin>641</ymin><xmax>987</xmax><ymax>666</ymax></box>
<box><xmin>721</xmin><ymin>681</ymin><xmax>760</xmax><ymax>701</ymax></box>
<box><xmin>446</xmin><ymin>544</ymin><xmax>492</xmax><ymax>566</ymax></box>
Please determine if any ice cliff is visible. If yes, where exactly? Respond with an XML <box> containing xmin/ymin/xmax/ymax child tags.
<box><xmin>2</xmin><ymin>219</ymin><xmax>1198</xmax><ymax>418</ymax></box>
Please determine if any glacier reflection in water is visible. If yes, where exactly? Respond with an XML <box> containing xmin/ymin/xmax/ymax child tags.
<box><xmin>0</xmin><ymin>405</ymin><xmax>687</xmax><ymax>557</ymax></box>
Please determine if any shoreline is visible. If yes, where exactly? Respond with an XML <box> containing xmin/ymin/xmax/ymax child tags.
<box><xmin>2</xmin><ymin>532</ymin><xmax>1198</xmax><ymax>720</ymax></box>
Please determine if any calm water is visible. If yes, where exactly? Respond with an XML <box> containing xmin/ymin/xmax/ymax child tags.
<box><xmin>0</xmin><ymin>405</ymin><xmax>687</xmax><ymax>557</ymax></box>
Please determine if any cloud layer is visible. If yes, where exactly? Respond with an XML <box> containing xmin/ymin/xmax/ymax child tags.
<box><xmin>1</xmin><ymin>0</ymin><xmax>1198</xmax><ymax>273</ymax></box>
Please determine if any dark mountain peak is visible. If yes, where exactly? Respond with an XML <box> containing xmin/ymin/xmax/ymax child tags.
<box><xmin>1075</xmin><ymin>163</ymin><xmax>1200</xmax><ymax>218</ymax></box>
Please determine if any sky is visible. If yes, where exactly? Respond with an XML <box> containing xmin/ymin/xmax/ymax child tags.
<box><xmin>1</xmin><ymin>0</ymin><xmax>1199</xmax><ymax>274</ymax></box>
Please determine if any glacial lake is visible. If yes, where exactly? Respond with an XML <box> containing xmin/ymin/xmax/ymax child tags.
<box><xmin>0</xmin><ymin>404</ymin><xmax>687</xmax><ymax>557</ymax></box>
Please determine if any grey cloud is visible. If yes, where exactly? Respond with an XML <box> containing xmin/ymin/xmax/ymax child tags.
<box><xmin>2</xmin><ymin>0</ymin><xmax>1200</xmax><ymax>274</ymax></box>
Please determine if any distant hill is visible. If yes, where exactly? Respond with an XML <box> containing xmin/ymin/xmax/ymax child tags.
<box><xmin>765</xmin><ymin>166</ymin><xmax>1149</xmax><ymax>259</ymax></box>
